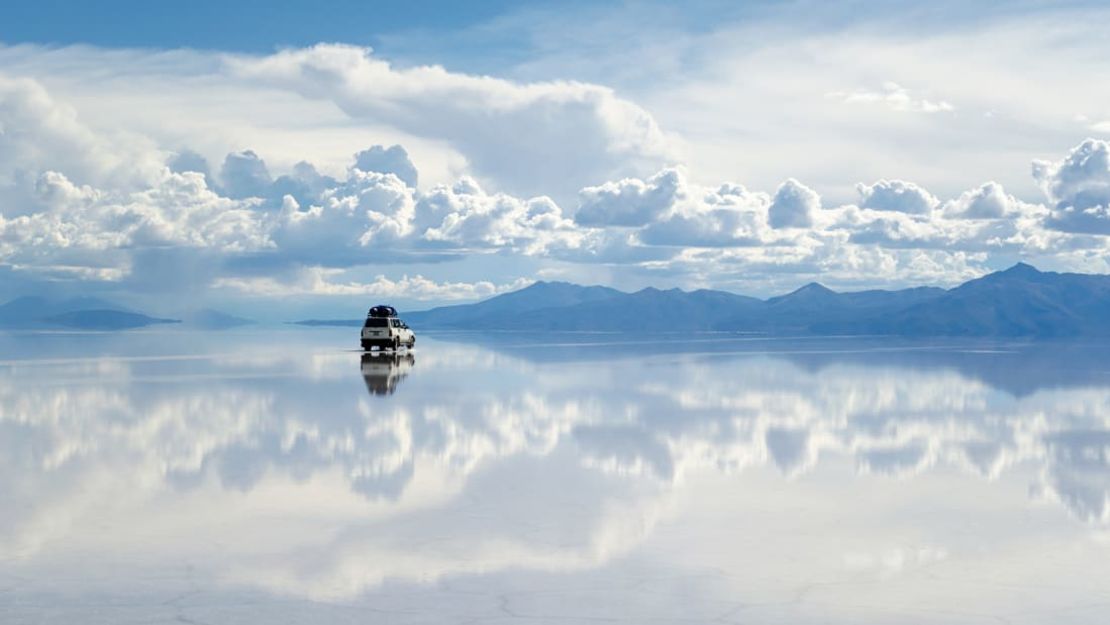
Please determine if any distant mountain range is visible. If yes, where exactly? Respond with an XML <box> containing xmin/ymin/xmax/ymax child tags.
<box><xmin>12</xmin><ymin>263</ymin><xmax>1110</xmax><ymax>336</ymax></box>
<box><xmin>325</xmin><ymin>263</ymin><xmax>1110</xmax><ymax>337</ymax></box>
<box><xmin>0</xmin><ymin>297</ymin><xmax>253</xmax><ymax>331</ymax></box>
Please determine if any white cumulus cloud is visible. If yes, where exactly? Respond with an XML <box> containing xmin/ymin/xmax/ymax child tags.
<box><xmin>1034</xmin><ymin>138</ymin><xmax>1110</xmax><ymax>234</ymax></box>
<box><xmin>575</xmin><ymin>168</ymin><xmax>686</xmax><ymax>227</ymax></box>
<box><xmin>769</xmin><ymin>179</ymin><xmax>820</xmax><ymax>229</ymax></box>
<box><xmin>228</xmin><ymin>44</ymin><xmax>676</xmax><ymax>201</ymax></box>
<box><xmin>856</xmin><ymin>179</ymin><xmax>940</xmax><ymax>215</ymax></box>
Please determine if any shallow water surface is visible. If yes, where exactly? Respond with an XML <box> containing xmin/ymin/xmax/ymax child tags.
<box><xmin>1</xmin><ymin>329</ymin><xmax>1109</xmax><ymax>623</ymax></box>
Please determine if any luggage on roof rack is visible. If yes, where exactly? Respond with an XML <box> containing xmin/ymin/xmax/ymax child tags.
<box><xmin>368</xmin><ymin>305</ymin><xmax>398</xmax><ymax>318</ymax></box>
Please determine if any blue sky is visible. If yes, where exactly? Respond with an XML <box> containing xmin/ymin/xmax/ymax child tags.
<box><xmin>1</xmin><ymin>0</ymin><xmax>1110</xmax><ymax>317</ymax></box>
<box><xmin>0</xmin><ymin>0</ymin><xmax>528</xmax><ymax>51</ymax></box>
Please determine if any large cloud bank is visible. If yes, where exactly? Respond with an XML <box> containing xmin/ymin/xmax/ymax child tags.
<box><xmin>2</xmin><ymin>45</ymin><xmax>1110</xmax><ymax>303</ymax></box>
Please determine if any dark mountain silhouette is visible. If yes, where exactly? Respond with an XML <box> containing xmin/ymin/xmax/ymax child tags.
<box><xmin>816</xmin><ymin>262</ymin><xmax>1110</xmax><ymax>336</ymax></box>
<box><xmin>0</xmin><ymin>296</ymin><xmax>192</xmax><ymax>330</ymax></box>
<box><xmin>0</xmin><ymin>295</ymin><xmax>128</xmax><ymax>327</ymax></box>
<box><xmin>382</xmin><ymin>264</ymin><xmax>1110</xmax><ymax>337</ymax></box>
<box><xmin>471</xmin><ymin>287</ymin><xmax>762</xmax><ymax>331</ymax></box>
<box><xmin>726</xmin><ymin>283</ymin><xmax>946</xmax><ymax>334</ymax></box>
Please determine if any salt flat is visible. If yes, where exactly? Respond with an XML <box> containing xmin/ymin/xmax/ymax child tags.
<box><xmin>1</xmin><ymin>328</ymin><xmax>1108</xmax><ymax>624</ymax></box>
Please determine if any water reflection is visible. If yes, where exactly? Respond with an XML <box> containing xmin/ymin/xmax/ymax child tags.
<box><xmin>1</xmin><ymin>331</ymin><xmax>1110</xmax><ymax>621</ymax></box>
<box><xmin>361</xmin><ymin>351</ymin><xmax>415</xmax><ymax>396</ymax></box>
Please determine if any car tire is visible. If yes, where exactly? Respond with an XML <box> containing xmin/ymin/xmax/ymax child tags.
<box><xmin>392</xmin><ymin>337</ymin><xmax>400</xmax><ymax>351</ymax></box>
<box><xmin>408</xmin><ymin>338</ymin><xmax>415</xmax><ymax>349</ymax></box>
<box><xmin>361</xmin><ymin>340</ymin><xmax>373</xmax><ymax>351</ymax></box>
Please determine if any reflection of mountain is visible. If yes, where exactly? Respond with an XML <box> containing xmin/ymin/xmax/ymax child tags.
<box><xmin>45</xmin><ymin>309</ymin><xmax>180</xmax><ymax>330</ymax></box>
<box><xmin>0</xmin><ymin>295</ymin><xmax>124</xmax><ymax>325</ymax></box>
<box><xmin>361</xmin><ymin>352</ymin><xmax>415</xmax><ymax>396</ymax></box>
<box><xmin>442</xmin><ymin>334</ymin><xmax>1110</xmax><ymax>398</ymax></box>
<box><xmin>181</xmin><ymin>308</ymin><xmax>254</xmax><ymax>329</ymax></box>
<box><xmin>2</xmin><ymin>337</ymin><xmax>1110</xmax><ymax>601</ymax></box>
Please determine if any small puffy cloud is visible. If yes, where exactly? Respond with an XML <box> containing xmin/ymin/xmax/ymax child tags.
<box><xmin>218</xmin><ymin>150</ymin><xmax>273</xmax><ymax>200</ymax></box>
<box><xmin>167</xmin><ymin>149</ymin><xmax>212</xmax><ymax>180</ymax></box>
<box><xmin>270</xmin><ymin>161</ymin><xmax>339</xmax><ymax>209</ymax></box>
<box><xmin>856</xmin><ymin>179</ymin><xmax>939</xmax><ymax>215</ymax></box>
<box><xmin>575</xmin><ymin>168</ymin><xmax>685</xmax><ymax>227</ymax></box>
<box><xmin>1034</xmin><ymin>139</ymin><xmax>1110</xmax><ymax>208</ymax></box>
<box><xmin>1034</xmin><ymin>138</ymin><xmax>1110</xmax><ymax>234</ymax></box>
<box><xmin>769</xmin><ymin>179</ymin><xmax>820</xmax><ymax>229</ymax></box>
<box><xmin>942</xmin><ymin>182</ymin><xmax>1023</xmax><ymax>219</ymax></box>
<box><xmin>354</xmin><ymin>145</ymin><xmax>418</xmax><ymax>188</ymax></box>
<box><xmin>828</xmin><ymin>82</ymin><xmax>954</xmax><ymax>114</ymax></box>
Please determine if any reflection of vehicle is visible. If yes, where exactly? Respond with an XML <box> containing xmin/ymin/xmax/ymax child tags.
<box><xmin>360</xmin><ymin>352</ymin><xmax>415</xmax><ymax>396</ymax></box>
<box><xmin>360</xmin><ymin>304</ymin><xmax>415</xmax><ymax>351</ymax></box>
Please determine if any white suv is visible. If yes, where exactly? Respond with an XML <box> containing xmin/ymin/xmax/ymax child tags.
<box><xmin>361</xmin><ymin>315</ymin><xmax>415</xmax><ymax>351</ymax></box>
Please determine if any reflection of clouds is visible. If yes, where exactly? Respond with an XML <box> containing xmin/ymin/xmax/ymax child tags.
<box><xmin>2</xmin><ymin>339</ymin><xmax>1110</xmax><ymax>599</ymax></box>
<box><xmin>857</xmin><ymin>441</ymin><xmax>932</xmax><ymax>477</ymax></box>
<box><xmin>5</xmin><ymin>349</ymin><xmax>1110</xmax><ymax>518</ymax></box>
<box><xmin>1037</xmin><ymin>430</ymin><xmax>1110</xmax><ymax>523</ymax></box>
<box><xmin>223</xmin><ymin>456</ymin><xmax>666</xmax><ymax>600</ymax></box>
<box><xmin>0</xmin><ymin>385</ymin><xmax>272</xmax><ymax>559</ymax></box>
<box><xmin>764</xmin><ymin>427</ymin><xmax>818</xmax><ymax>477</ymax></box>
<box><xmin>575</xmin><ymin>424</ymin><xmax>677</xmax><ymax>480</ymax></box>
<box><xmin>626</xmin><ymin>360</ymin><xmax>1110</xmax><ymax>524</ymax></box>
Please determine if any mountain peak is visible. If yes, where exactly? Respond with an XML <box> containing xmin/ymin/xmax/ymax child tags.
<box><xmin>513</xmin><ymin>280</ymin><xmax>579</xmax><ymax>294</ymax></box>
<box><xmin>981</xmin><ymin>262</ymin><xmax>1045</xmax><ymax>283</ymax></box>
<box><xmin>765</xmin><ymin>281</ymin><xmax>837</xmax><ymax>307</ymax></box>
<box><xmin>789</xmin><ymin>282</ymin><xmax>835</xmax><ymax>296</ymax></box>
<box><xmin>1003</xmin><ymin>262</ymin><xmax>1040</xmax><ymax>275</ymax></box>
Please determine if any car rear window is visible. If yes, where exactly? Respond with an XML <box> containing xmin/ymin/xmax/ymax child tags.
<box><xmin>364</xmin><ymin>318</ymin><xmax>389</xmax><ymax>328</ymax></box>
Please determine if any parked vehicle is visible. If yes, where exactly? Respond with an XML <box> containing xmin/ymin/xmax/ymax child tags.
<box><xmin>360</xmin><ymin>305</ymin><xmax>415</xmax><ymax>351</ymax></box>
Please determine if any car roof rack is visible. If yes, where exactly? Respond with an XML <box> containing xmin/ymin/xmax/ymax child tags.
<box><xmin>367</xmin><ymin>305</ymin><xmax>398</xmax><ymax>318</ymax></box>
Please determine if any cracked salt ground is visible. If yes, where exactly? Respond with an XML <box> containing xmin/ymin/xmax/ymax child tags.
<box><xmin>1</xmin><ymin>328</ymin><xmax>1110</xmax><ymax>623</ymax></box>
